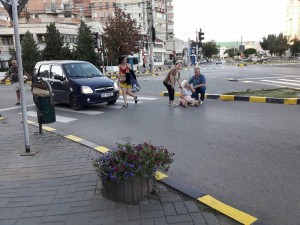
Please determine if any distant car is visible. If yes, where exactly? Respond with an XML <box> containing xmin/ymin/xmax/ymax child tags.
<box><xmin>216</xmin><ymin>59</ymin><xmax>222</xmax><ymax>64</ymax></box>
<box><xmin>32</xmin><ymin>60</ymin><xmax>119</xmax><ymax>110</ymax></box>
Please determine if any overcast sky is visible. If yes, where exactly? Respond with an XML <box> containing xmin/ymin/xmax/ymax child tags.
<box><xmin>173</xmin><ymin>0</ymin><xmax>287</xmax><ymax>43</ymax></box>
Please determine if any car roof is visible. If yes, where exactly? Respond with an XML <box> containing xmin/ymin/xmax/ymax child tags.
<box><xmin>36</xmin><ymin>60</ymin><xmax>89</xmax><ymax>65</ymax></box>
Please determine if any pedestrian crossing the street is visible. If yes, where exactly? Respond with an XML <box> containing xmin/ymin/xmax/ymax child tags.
<box><xmin>23</xmin><ymin>96</ymin><xmax>158</xmax><ymax>123</ymax></box>
<box><xmin>239</xmin><ymin>75</ymin><xmax>300</xmax><ymax>88</ymax></box>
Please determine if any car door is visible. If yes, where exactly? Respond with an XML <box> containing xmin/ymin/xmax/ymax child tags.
<box><xmin>49</xmin><ymin>64</ymin><xmax>69</xmax><ymax>103</ymax></box>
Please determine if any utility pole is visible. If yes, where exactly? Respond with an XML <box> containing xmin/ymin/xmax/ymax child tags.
<box><xmin>188</xmin><ymin>38</ymin><xmax>191</xmax><ymax>78</ymax></box>
<box><xmin>11</xmin><ymin>0</ymin><xmax>33</xmax><ymax>155</ymax></box>
<box><xmin>196</xmin><ymin>29</ymin><xmax>198</xmax><ymax>66</ymax></box>
<box><xmin>147</xmin><ymin>0</ymin><xmax>155</xmax><ymax>75</ymax></box>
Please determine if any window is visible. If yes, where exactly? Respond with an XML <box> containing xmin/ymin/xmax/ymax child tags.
<box><xmin>93</xmin><ymin>12</ymin><xmax>97</xmax><ymax>17</ymax></box>
<box><xmin>154</xmin><ymin>52</ymin><xmax>162</xmax><ymax>63</ymax></box>
<box><xmin>51</xmin><ymin>65</ymin><xmax>64</xmax><ymax>79</ymax></box>
<box><xmin>0</xmin><ymin>36</ymin><xmax>14</xmax><ymax>45</ymax></box>
<box><xmin>39</xmin><ymin>65</ymin><xmax>50</xmax><ymax>78</ymax></box>
<box><xmin>37</xmin><ymin>35</ymin><xmax>45</xmax><ymax>44</ymax></box>
<box><xmin>106</xmin><ymin>2</ymin><xmax>109</xmax><ymax>9</ymax></box>
<box><xmin>63</xmin><ymin>4</ymin><xmax>70</xmax><ymax>10</ymax></box>
<box><xmin>99</xmin><ymin>2</ymin><xmax>102</xmax><ymax>8</ymax></box>
<box><xmin>90</xmin><ymin>2</ymin><xmax>95</xmax><ymax>8</ymax></box>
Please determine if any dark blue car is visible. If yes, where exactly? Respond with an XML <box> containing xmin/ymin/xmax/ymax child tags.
<box><xmin>33</xmin><ymin>60</ymin><xmax>119</xmax><ymax>110</ymax></box>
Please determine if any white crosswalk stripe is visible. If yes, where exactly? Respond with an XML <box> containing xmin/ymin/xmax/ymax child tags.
<box><xmin>241</xmin><ymin>76</ymin><xmax>300</xmax><ymax>88</ymax></box>
<box><xmin>24</xmin><ymin>96</ymin><xmax>158</xmax><ymax>123</ymax></box>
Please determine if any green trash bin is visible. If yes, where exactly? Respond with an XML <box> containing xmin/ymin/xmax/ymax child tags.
<box><xmin>34</xmin><ymin>95</ymin><xmax>56</xmax><ymax>124</ymax></box>
<box><xmin>32</xmin><ymin>80</ymin><xmax>56</xmax><ymax>124</ymax></box>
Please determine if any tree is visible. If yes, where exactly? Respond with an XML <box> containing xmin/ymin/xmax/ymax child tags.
<box><xmin>260</xmin><ymin>33</ymin><xmax>288</xmax><ymax>56</ymax></box>
<box><xmin>202</xmin><ymin>41</ymin><xmax>219</xmax><ymax>59</ymax></box>
<box><xmin>61</xmin><ymin>43</ymin><xmax>75</xmax><ymax>60</ymax></box>
<box><xmin>74</xmin><ymin>21</ymin><xmax>98</xmax><ymax>66</ymax></box>
<box><xmin>102</xmin><ymin>8</ymin><xmax>143</xmax><ymax>64</ymax></box>
<box><xmin>8</xmin><ymin>47</ymin><xmax>16</xmax><ymax>60</ymax></box>
<box><xmin>243</xmin><ymin>48</ymin><xmax>257</xmax><ymax>58</ymax></box>
<box><xmin>224</xmin><ymin>48</ymin><xmax>235</xmax><ymax>58</ymax></box>
<box><xmin>42</xmin><ymin>23</ymin><xmax>63</xmax><ymax>60</ymax></box>
<box><xmin>290</xmin><ymin>38</ymin><xmax>300</xmax><ymax>56</ymax></box>
<box><xmin>21</xmin><ymin>31</ymin><xmax>41</xmax><ymax>74</ymax></box>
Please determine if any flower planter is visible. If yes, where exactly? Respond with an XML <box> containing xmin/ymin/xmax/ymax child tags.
<box><xmin>102</xmin><ymin>176</ymin><xmax>154</xmax><ymax>203</ymax></box>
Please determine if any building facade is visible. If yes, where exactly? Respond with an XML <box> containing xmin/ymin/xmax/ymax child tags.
<box><xmin>285</xmin><ymin>0</ymin><xmax>300</xmax><ymax>42</ymax></box>
<box><xmin>0</xmin><ymin>0</ymin><xmax>179</xmax><ymax>66</ymax></box>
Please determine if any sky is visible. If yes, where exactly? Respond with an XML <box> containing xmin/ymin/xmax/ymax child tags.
<box><xmin>173</xmin><ymin>0</ymin><xmax>287</xmax><ymax>43</ymax></box>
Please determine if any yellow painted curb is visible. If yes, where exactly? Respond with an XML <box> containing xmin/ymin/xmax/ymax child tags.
<box><xmin>94</xmin><ymin>146</ymin><xmax>109</xmax><ymax>154</ymax></box>
<box><xmin>284</xmin><ymin>98</ymin><xmax>297</xmax><ymax>105</ymax></box>
<box><xmin>0</xmin><ymin>116</ymin><xmax>6</xmax><ymax>121</ymax></box>
<box><xmin>220</xmin><ymin>95</ymin><xmax>234</xmax><ymax>101</ymax></box>
<box><xmin>64</xmin><ymin>135</ymin><xmax>83</xmax><ymax>142</ymax></box>
<box><xmin>27</xmin><ymin>120</ymin><xmax>36</xmax><ymax>124</ymax></box>
<box><xmin>249</xmin><ymin>96</ymin><xmax>266</xmax><ymax>103</ymax></box>
<box><xmin>198</xmin><ymin>195</ymin><xmax>257</xmax><ymax>225</ymax></box>
<box><xmin>155</xmin><ymin>171</ymin><xmax>168</xmax><ymax>180</ymax></box>
<box><xmin>43</xmin><ymin>126</ymin><xmax>56</xmax><ymax>131</ymax></box>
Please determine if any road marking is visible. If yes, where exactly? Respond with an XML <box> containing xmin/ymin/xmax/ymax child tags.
<box><xmin>25</xmin><ymin>111</ymin><xmax>77</xmax><ymax>123</ymax></box>
<box><xmin>261</xmin><ymin>80</ymin><xmax>300</xmax><ymax>87</ymax></box>
<box><xmin>237</xmin><ymin>75</ymin><xmax>299</xmax><ymax>81</ymax></box>
<box><xmin>120</xmin><ymin>96</ymin><xmax>157</xmax><ymax>100</ymax></box>
<box><xmin>0</xmin><ymin>104</ymin><xmax>35</xmax><ymax>112</ymax></box>
<box><xmin>278</xmin><ymin>79</ymin><xmax>300</xmax><ymax>83</ymax></box>
<box><xmin>56</xmin><ymin>107</ymin><xmax>103</xmax><ymax>115</ymax></box>
<box><xmin>241</xmin><ymin>80</ymin><xmax>287</xmax><ymax>88</ymax></box>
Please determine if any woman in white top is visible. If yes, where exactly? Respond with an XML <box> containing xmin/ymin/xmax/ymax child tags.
<box><xmin>179</xmin><ymin>80</ymin><xmax>198</xmax><ymax>107</ymax></box>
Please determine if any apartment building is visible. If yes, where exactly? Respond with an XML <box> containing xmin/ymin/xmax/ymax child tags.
<box><xmin>285</xmin><ymin>0</ymin><xmax>300</xmax><ymax>42</ymax></box>
<box><xmin>0</xmin><ymin>0</ymin><xmax>177</xmax><ymax>66</ymax></box>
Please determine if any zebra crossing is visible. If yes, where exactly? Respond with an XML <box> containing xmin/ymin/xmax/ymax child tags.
<box><xmin>23</xmin><ymin>96</ymin><xmax>157</xmax><ymax>123</ymax></box>
<box><xmin>239</xmin><ymin>75</ymin><xmax>300</xmax><ymax>88</ymax></box>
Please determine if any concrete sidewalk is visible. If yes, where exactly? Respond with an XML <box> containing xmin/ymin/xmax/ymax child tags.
<box><xmin>0</xmin><ymin>117</ymin><xmax>236</xmax><ymax>225</ymax></box>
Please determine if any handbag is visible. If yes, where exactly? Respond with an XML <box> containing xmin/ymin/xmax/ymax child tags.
<box><xmin>119</xmin><ymin>74</ymin><xmax>126</xmax><ymax>83</ymax></box>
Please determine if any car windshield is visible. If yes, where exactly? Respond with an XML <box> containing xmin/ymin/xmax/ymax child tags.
<box><xmin>63</xmin><ymin>63</ymin><xmax>103</xmax><ymax>79</ymax></box>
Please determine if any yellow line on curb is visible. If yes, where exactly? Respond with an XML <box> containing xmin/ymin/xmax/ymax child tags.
<box><xmin>155</xmin><ymin>171</ymin><xmax>168</xmax><ymax>180</ymax></box>
<box><xmin>64</xmin><ymin>135</ymin><xmax>83</xmax><ymax>142</ymax></box>
<box><xmin>284</xmin><ymin>98</ymin><xmax>297</xmax><ymax>105</ymax></box>
<box><xmin>249</xmin><ymin>96</ymin><xmax>266</xmax><ymax>103</ymax></box>
<box><xmin>94</xmin><ymin>146</ymin><xmax>109</xmax><ymax>154</ymax></box>
<box><xmin>27</xmin><ymin>120</ymin><xmax>36</xmax><ymax>124</ymax></box>
<box><xmin>198</xmin><ymin>195</ymin><xmax>257</xmax><ymax>225</ymax></box>
<box><xmin>43</xmin><ymin>126</ymin><xmax>56</xmax><ymax>131</ymax></box>
<box><xmin>220</xmin><ymin>95</ymin><xmax>234</xmax><ymax>101</ymax></box>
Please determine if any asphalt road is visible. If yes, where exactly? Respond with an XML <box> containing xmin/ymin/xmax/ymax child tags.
<box><xmin>0</xmin><ymin>63</ymin><xmax>299</xmax><ymax>225</ymax></box>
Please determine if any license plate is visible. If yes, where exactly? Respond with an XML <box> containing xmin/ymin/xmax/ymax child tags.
<box><xmin>101</xmin><ymin>92</ymin><xmax>114</xmax><ymax>98</ymax></box>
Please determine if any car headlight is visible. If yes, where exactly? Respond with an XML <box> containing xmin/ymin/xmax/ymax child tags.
<box><xmin>113</xmin><ymin>82</ymin><xmax>119</xmax><ymax>90</ymax></box>
<box><xmin>81</xmin><ymin>86</ymin><xmax>93</xmax><ymax>94</ymax></box>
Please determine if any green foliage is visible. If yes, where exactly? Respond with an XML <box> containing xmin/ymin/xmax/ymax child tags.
<box><xmin>102</xmin><ymin>8</ymin><xmax>143</xmax><ymax>65</ymax></box>
<box><xmin>74</xmin><ymin>21</ymin><xmax>98</xmax><ymax>66</ymax></box>
<box><xmin>243</xmin><ymin>48</ymin><xmax>257</xmax><ymax>57</ymax></box>
<box><xmin>290</xmin><ymin>38</ymin><xmax>300</xmax><ymax>56</ymax></box>
<box><xmin>260</xmin><ymin>33</ymin><xmax>288</xmax><ymax>56</ymax></box>
<box><xmin>223</xmin><ymin>48</ymin><xmax>236</xmax><ymax>58</ymax></box>
<box><xmin>202</xmin><ymin>41</ymin><xmax>219</xmax><ymax>59</ymax></box>
<box><xmin>21</xmin><ymin>31</ymin><xmax>41</xmax><ymax>74</ymax></box>
<box><xmin>42</xmin><ymin>23</ymin><xmax>63</xmax><ymax>60</ymax></box>
<box><xmin>8</xmin><ymin>47</ymin><xmax>16</xmax><ymax>60</ymax></box>
<box><xmin>61</xmin><ymin>43</ymin><xmax>75</xmax><ymax>60</ymax></box>
<box><xmin>92</xmin><ymin>142</ymin><xmax>175</xmax><ymax>185</ymax></box>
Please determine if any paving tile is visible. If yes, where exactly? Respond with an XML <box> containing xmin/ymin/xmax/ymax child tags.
<box><xmin>162</xmin><ymin>202</ymin><xmax>176</xmax><ymax>216</ymax></box>
<box><xmin>166</xmin><ymin>214</ymin><xmax>192</xmax><ymax>224</ymax></box>
<box><xmin>173</xmin><ymin>201</ymin><xmax>188</xmax><ymax>214</ymax></box>
<box><xmin>65</xmin><ymin>212</ymin><xmax>91</xmax><ymax>225</ymax></box>
<box><xmin>190</xmin><ymin>212</ymin><xmax>207</xmax><ymax>225</ymax></box>
<box><xmin>202</xmin><ymin>212</ymin><xmax>220</xmax><ymax>225</ymax></box>
<box><xmin>184</xmin><ymin>201</ymin><xmax>200</xmax><ymax>213</ymax></box>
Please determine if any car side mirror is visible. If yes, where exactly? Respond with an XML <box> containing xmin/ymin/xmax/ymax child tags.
<box><xmin>54</xmin><ymin>75</ymin><xmax>65</xmax><ymax>81</ymax></box>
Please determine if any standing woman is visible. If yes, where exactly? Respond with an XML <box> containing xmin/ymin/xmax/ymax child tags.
<box><xmin>118</xmin><ymin>56</ymin><xmax>138</xmax><ymax>108</ymax></box>
<box><xmin>163</xmin><ymin>60</ymin><xmax>183</xmax><ymax>106</ymax></box>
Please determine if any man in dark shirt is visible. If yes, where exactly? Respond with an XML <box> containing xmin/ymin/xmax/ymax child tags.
<box><xmin>188</xmin><ymin>67</ymin><xmax>206</xmax><ymax>104</ymax></box>
<box><xmin>1</xmin><ymin>60</ymin><xmax>29</xmax><ymax>105</ymax></box>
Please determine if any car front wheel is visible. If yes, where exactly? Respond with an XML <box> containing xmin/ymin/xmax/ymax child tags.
<box><xmin>69</xmin><ymin>94</ymin><xmax>82</xmax><ymax>110</ymax></box>
<box><xmin>107</xmin><ymin>99</ymin><xmax>117</xmax><ymax>105</ymax></box>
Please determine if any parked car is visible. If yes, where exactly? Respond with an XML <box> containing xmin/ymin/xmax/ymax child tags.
<box><xmin>216</xmin><ymin>59</ymin><xmax>222</xmax><ymax>64</ymax></box>
<box><xmin>32</xmin><ymin>60</ymin><xmax>119</xmax><ymax>110</ymax></box>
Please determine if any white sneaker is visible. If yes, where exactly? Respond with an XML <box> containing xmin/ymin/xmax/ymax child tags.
<box><xmin>199</xmin><ymin>100</ymin><xmax>203</xmax><ymax>105</ymax></box>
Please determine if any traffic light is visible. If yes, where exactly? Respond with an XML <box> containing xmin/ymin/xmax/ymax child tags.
<box><xmin>92</xmin><ymin>32</ymin><xmax>99</xmax><ymax>49</ymax></box>
<box><xmin>198</xmin><ymin>29</ymin><xmax>204</xmax><ymax>43</ymax></box>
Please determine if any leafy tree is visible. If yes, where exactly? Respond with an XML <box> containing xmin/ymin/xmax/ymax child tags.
<box><xmin>42</xmin><ymin>23</ymin><xmax>63</xmax><ymax>60</ymax></box>
<box><xmin>202</xmin><ymin>41</ymin><xmax>219</xmax><ymax>59</ymax></box>
<box><xmin>102</xmin><ymin>8</ymin><xmax>143</xmax><ymax>65</ymax></box>
<box><xmin>21</xmin><ymin>31</ymin><xmax>41</xmax><ymax>74</ymax></box>
<box><xmin>243</xmin><ymin>48</ymin><xmax>257</xmax><ymax>57</ymax></box>
<box><xmin>8</xmin><ymin>47</ymin><xmax>16</xmax><ymax>60</ymax></box>
<box><xmin>224</xmin><ymin>48</ymin><xmax>235</xmax><ymax>58</ymax></box>
<box><xmin>260</xmin><ymin>33</ymin><xmax>288</xmax><ymax>56</ymax></box>
<box><xmin>74</xmin><ymin>21</ymin><xmax>98</xmax><ymax>66</ymax></box>
<box><xmin>61</xmin><ymin>43</ymin><xmax>75</xmax><ymax>60</ymax></box>
<box><xmin>290</xmin><ymin>38</ymin><xmax>300</xmax><ymax>56</ymax></box>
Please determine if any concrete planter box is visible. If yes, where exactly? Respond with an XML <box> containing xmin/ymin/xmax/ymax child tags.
<box><xmin>102</xmin><ymin>177</ymin><xmax>154</xmax><ymax>203</ymax></box>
